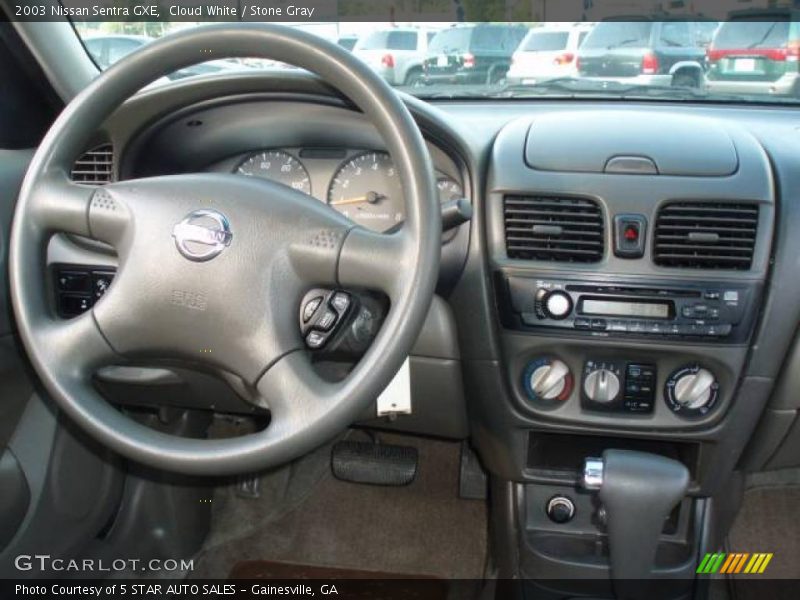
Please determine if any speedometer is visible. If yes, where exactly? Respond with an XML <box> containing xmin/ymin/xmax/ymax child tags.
<box><xmin>327</xmin><ymin>151</ymin><xmax>404</xmax><ymax>232</ymax></box>
<box><xmin>235</xmin><ymin>150</ymin><xmax>311</xmax><ymax>195</ymax></box>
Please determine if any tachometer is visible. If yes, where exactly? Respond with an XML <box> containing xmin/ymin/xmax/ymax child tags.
<box><xmin>327</xmin><ymin>151</ymin><xmax>404</xmax><ymax>232</ymax></box>
<box><xmin>235</xmin><ymin>150</ymin><xmax>311</xmax><ymax>194</ymax></box>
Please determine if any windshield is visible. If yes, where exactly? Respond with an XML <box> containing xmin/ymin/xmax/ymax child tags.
<box><xmin>713</xmin><ymin>21</ymin><xmax>790</xmax><ymax>49</ymax></box>
<box><xmin>521</xmin><ymin>32</ymin><xmax>570</xmax><ymax>52</ymax></box>
<box><xmin>74</xmin><ymin>20</ymin><xmax>800</xmax><ymax>104</ymax></box>
<box><xmin>582</xmin><ymin>22</ymin><xmax>653</xmax><ymax>49</ymax></box>
<box><xmin>355</xmin><ymin>30</ymin><xmax>418</xmax><ymax>51</ymax></box>
<box><xmin>427</xmin><ymin>27</ymin><xmax>471</xmax><ymax>53</ymax></box>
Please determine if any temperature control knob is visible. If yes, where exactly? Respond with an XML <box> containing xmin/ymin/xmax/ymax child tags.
<box><xmin>583</xmin><ymin>369</ymin><xmax>621</xmax><ymax>404</ymax></box>
<box><xmin>665</xmin><ymin>365</ymin><xmax>720</xmax><ymax>416</ymax></box>
<box><xmin>523</xmin><ymin>358</ymin><xmax>573</xmax><ymax>402</ymax></box>
<box><xmin>544</xmin><ymin>290</ymin><xmax>573</xmax><ymax>320</ymax></box>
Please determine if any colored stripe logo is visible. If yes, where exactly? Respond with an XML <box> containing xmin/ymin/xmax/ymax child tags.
<box><xmin>697</xmin><ymin>552</ymin><xmax>773</xmax><ymax>574</ymax></box>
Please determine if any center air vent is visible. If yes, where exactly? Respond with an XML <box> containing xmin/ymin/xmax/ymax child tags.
<box><xmin>504</xmin><ymin>195</ymin><xmax>604</xmax><ymax>263</ymax></box>
<box><xmin>654</xmin><ymin>202</ymin><xmax>759</xmax><ymax>270</ymax></box>
<box><xmin>71</xmin><ymin>143</ymin><xmax>114</xmax><ymax>185</ymax></box>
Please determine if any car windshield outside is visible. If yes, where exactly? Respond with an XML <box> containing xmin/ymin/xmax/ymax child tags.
<box><xmin>581</xmin><ymin>22</ymin><xmax>653</xmax><ymax>49</ymax></box>
<box><xmin>713</xmin><ymin>21</ymin><xmax>790</xmax><ymax>49</ymax></box>
<box><xmin>522</xmin><ymin>31</ymin><xmax>570</xmax><ymax>52</ymax></box>
<box><xmin>356</xmin><ymin>30</ymin><xmax>418</xmax><ymax>51</ymax></box>
<box><xmin>74</xmin><ymin>20</ymin><xmax>800</xmax><ymax>103</ymax></box>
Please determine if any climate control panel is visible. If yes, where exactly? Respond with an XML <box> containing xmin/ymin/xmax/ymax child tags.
<box><xmin>521</xmin><ymin>357</ymin><xmax>721</xmax><ymax>419</ymax></box>
<box><xmin>581</xmin><ymin>360</ymin><xmax>656</xmax><ymax>414</ymax></box>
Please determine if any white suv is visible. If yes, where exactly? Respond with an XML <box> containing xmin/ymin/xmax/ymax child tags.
<box><xmin>353</xmin><ymin>27</ymin><xmax>436</xmax><ymax>86</ymax></box>
<box><xmin>506</xmin><ymin>24</ymin><xmax>593</xmax><ymax>86</ymax></box>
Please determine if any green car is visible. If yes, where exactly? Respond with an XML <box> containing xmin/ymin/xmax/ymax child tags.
<box><xmin>706</xmin><ymin>11</ymin><xmax>800</xmax><ymax>97</ymax></box>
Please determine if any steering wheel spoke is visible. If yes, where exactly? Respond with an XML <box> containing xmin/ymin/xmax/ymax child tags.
<box><xmin>37</xmin><ymin>312</ymin><xmax>119</xmax><ymax>380</ymax></box>
<box><xmin>29</xmin><ymin>174</ymin><xmax>96</xmax><ymax>237</ymax></box>
<box><xmin>256</xmin><ymin>351</ymin><xmax>337</xmax><ymax>424</ymax></box>
<box><xmin>338</xmin><ymin>227</ymin><xmax>411</xmax><ymax>299</ymax></box>
<box><xmin>28</xmin><ymin>173</ymin><xmax>133</xmax><ymax>249</ymax></box>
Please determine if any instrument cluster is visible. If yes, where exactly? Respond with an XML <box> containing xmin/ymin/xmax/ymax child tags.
<box><xmin>229</xmin><ymin>147</ymin><xmax>464</xmax><ymax>233</ymax></box>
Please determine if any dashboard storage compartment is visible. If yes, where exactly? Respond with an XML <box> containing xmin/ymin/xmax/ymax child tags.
<box><xmin>524</xmin><ymin>111</ymin><xmax>738</xmax><ymax>176</ymax></box>
<box><xmin>526</xmin><ymin>432</ymin><xmax>699</xmax><ymax>483</ymax></box>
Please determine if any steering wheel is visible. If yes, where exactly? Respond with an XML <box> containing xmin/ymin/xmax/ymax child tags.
<box><xmin>9</xmin><ymin>24</ymin><xmax>441</xmax><ymax>475</ymax></box>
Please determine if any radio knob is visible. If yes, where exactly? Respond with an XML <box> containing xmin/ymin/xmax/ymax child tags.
<box><xmin>673</xmin><ymin>368</ymin><xmax>716</xmax><ymax>410</ymax></box>
<box><xmin>544</xmin><ymin>290</ymin><xmax>573</xmax><ymax>320</ymax></box>
<box><xmin>584</xmin><ymin>369</ymin><xmax>621</xmax><ymax>404</ymax></box>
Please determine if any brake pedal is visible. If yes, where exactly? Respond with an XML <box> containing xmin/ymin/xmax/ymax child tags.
<box><xmin>331</xmin><ymin>439</ymin><xmax>418</xmax><ymax>486</ymax></box>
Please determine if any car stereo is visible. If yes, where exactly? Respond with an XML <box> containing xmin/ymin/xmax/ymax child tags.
<box><xmin>504</xmin><ymin>276</ymin><xmax>759</xmax><ymax>343</ymax></box>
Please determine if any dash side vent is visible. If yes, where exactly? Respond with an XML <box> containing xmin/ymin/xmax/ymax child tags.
<box><xmin>503</xmin><ymin>195</ymin><xmax>604</xmax><ymax>263</ymax></box>
<box><xmin>653</xmin><ymin>201</ymin><xmax>758</xmax><ymax>270</ymax></box>
<box><xmin>71</xmin><ymin>143</ymin><xmax>114</xmax><ymax>185</ymax></box>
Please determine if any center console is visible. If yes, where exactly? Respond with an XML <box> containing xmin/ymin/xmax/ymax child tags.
<box><xmin>465</xmin><ymin>109</ymin><xmax>776</xmax><ymax>593</ymax></box>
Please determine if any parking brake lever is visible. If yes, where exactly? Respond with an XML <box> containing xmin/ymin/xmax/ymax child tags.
<box><xmin>583</xmin><ymin>450</ymin><xmax>689</xmax><ymax>599</ymax></box>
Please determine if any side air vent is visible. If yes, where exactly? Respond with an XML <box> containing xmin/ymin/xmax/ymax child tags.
<box><xmin>504</xmin><ymin>195</ymin><xmax>604</xmax><ymax>263</ymax></box>
<box><xmin>653</xmin><ymin>202</ymin><xmax>759</xmax><ymax>270</ymax></box>
<box><xmin>71</xmin><ymin>143</ymin><xmax>114</xmax><ymax>184</ymax></box>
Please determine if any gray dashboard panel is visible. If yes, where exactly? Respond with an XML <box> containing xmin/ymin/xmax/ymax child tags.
<box><xmin>435</xmin><ymin>99</ymin><xmax>796</xmax><ymax>493</ymax></box>
<box><xmin>491</xmin><ymin>113</ymin><xmax>774</xmax><ymax>281</ymax></box>
<box><xmin>525</xmin><ymin>110</ymin><xmax>739</xmax><ymax>176</ymax></box>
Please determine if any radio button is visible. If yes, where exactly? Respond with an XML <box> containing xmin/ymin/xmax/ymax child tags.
<box><xmin>574</xmin><ymin>318</ymin><xmax>591</xmax><ymax>330</ymax></box>
<box><xmin>628</xmin><ymin>321</ymin><xmax>646</xmax><ymax>334</ymax></box>
<box><xmin>704</xmin><ymin>291</ymin><xmax>720</xmax><ymax>300</ymax></box>
<box><xmin>590</xmin><ymin>319</ymin><xmax>607</xmax><ymax>331</ymax></box>
<box><xmin>705</xmin><ymin>324</ymin><xmax>732</xmax><ymax>337</ymax></box>
<box><xmin>647</xmin><ymin>322</ymin><xmax>662</xmax><ymax>334</ymax></box>
<box><xmin>608</xmin><ymin>320</ymin><xmax>628</xmax><ymax>332</ymax></box>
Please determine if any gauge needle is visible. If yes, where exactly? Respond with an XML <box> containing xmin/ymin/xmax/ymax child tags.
<box><xmin>330</xmin><ymin>191</ymin><xmax>386</xmax><ymax>206</ymax></box>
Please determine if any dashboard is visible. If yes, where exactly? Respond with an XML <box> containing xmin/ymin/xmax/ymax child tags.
<box><xmin>51</xmin><ymin>75</ymin><xmax>800</xmax><ymax>505</ymax></box>
<box><xmin>33</xmin><ymin>70</ymin><xmax>800</xmax><ymax>587</ymax></box>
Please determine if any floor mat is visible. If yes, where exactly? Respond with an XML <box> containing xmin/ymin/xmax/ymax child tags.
<box><xmin>230</xmin><ymin>560</ymin><xmax>448</xmax><ymax>599</ymax></box>
<box><xmin>726</xmin><ymin>484</ymin><xmax>800</xmax><ymax>600</ymax></box>
<box><xmin>727</xmin><ymin>485</ymin><xmax>800</xmax><ymax>579</ymax></box>
<box><xmin>192</xmin><ymin>433</ymin><xmax>488</xmax><ymax>581</ymax></box>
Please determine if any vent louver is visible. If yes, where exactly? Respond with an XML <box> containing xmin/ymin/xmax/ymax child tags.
<box><xmin>504</xmin><ymin>195</ymin><xmax>604</xmax><ymax>263</ymax></box>
<box><xmin>71</xmin><ymin>143</ymin><xmax>114</xmax><ymax>184</ymax></box>
<box><xmin>653</xmin><ymin>202</ymin><xmax>758</xmax><ymax>270</ymax></box>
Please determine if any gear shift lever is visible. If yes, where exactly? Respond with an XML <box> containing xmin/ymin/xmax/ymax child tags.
<box><xmin>583</xmin><ymin>450</ymin><xmax>689</xmax><ymax>599</ymax></box>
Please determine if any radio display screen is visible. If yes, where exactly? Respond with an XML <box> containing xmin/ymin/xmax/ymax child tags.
<box><xmin>581</xmin><ymin>298</ymin><xmax>671</xmax><ymax>319</ymax></box>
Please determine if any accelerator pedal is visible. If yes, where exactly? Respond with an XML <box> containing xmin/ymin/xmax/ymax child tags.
<box><xmin>331</xmin><ymin>439</ymin><xmax>418</xmax><ymax>486</ymax></box>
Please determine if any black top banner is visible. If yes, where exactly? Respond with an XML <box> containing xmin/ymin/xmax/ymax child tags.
<box><xmin>3</xmin><ymin>0</ymin><xmax>795</xmax><ymax>22</ymax></box>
